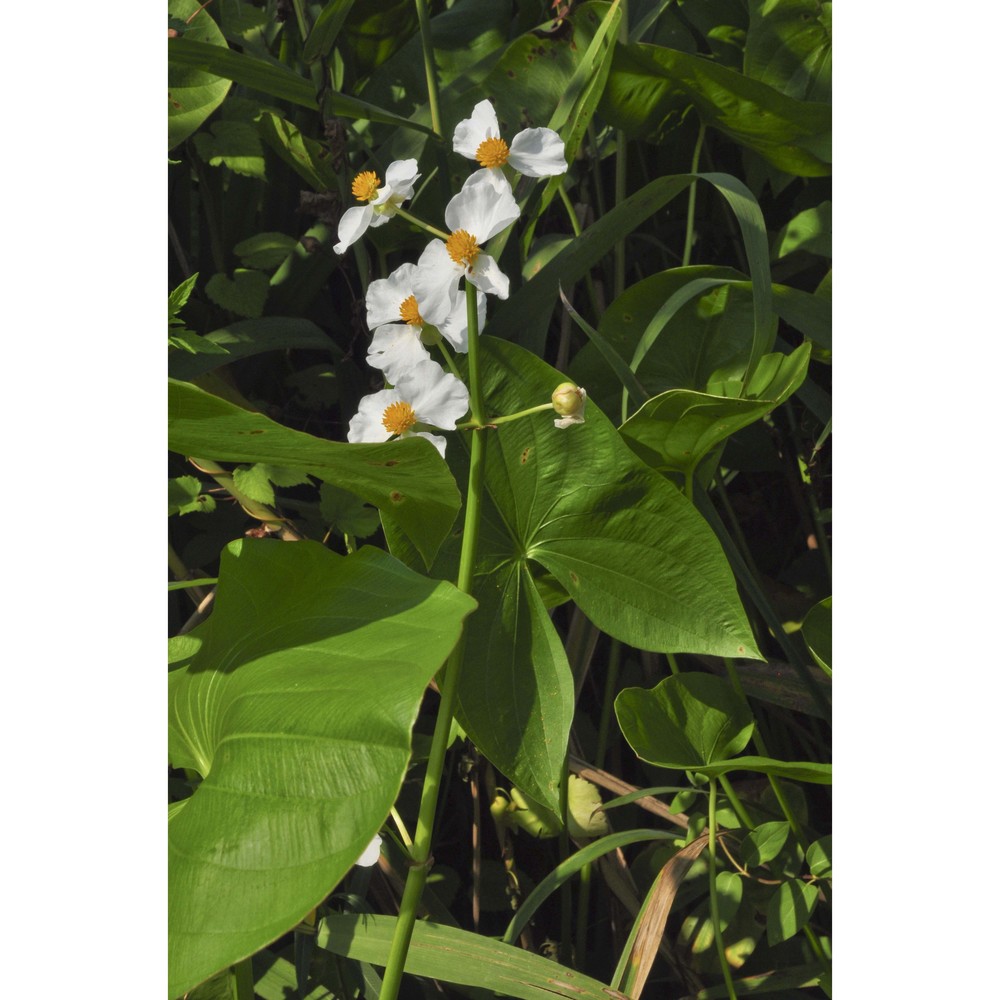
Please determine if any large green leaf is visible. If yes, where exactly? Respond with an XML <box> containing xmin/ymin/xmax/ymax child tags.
<box><xmin>316</xmin><ymin>914</ymin><xmax>630</xmax><ymax>1000</ymax></box>
<box><xmin>387</xmin><ymin>338</ymin><xmax>760</xmax><ymax>808</ymax></box>
<box><xmin>167</xmin><ymin>379</ymin><xmax>460</xmax><ymax>568</ymax></box>
<box><xmin>168</xmin><ymin>540</ymin><xmax>477</xmax><ymax>997</ymax></box>
<box><xmin>168</xmin><ymin>0</ymin><xmax>232</xmax><ymax>150</ymax></box>
<box><xmin>615</xmin><ymin>673</ymin><xmax>754</xmax><ymax>770</ymax></box>
<box><xmin>491</xmin><ymin>174</ymin><xmax>769</xmax><ymax>355</ymax></box>
<box><xmin>600</xmin><ymin>42</ymin><xmax>831</xmax><ymax>175</ymax></box>
<box><xmin>571</xmin><ymin>267</ymin><xmax>758</xmax><ymax>417</ymax></box>
<box><xmin>618</xmin><ymin>342</ymin><xmax>812</xmax><ymax>478</ymax></box>
<box><xmin>616</xmin><ymin>673</ymin><xmax>831</xmax><ymax>782</ymax></box>
<box><xmin>168</xmin><ymin>317</ymin><xmax>335</xmax><ymax>381</ymax></box>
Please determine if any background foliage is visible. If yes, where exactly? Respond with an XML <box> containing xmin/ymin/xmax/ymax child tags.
<box><xmin>168</xmin><ymin>1</ymin><xmax>831</xmax><ymax>997</ymax></box>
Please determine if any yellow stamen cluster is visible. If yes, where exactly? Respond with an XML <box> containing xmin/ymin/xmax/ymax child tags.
<box><xmin>476</xmin><ymin>137</ymin><xmax>510</xmax><ymax>169</ymax></box>
<box><xmin>382</xmin><ymin>400</ymin><xmax>417</xmax><ymax>435</ymax></box>
<box><xmin>399</xmin><ymin>295</ymin><xmax>423</xmax><ymax>326</ymax></box>
<box><xmin>351</xmin><ymin>171</ymin><xmax>381</xmax><ymax>203</ymax></box>
<box><xmin>446</xmin><ymin>230</ymin><xmax>480</xmax><ymax>270</ymax></box>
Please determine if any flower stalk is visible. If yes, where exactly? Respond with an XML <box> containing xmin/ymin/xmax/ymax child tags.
<box><xmin>413</xmin><ymin>0</ymin><xmax>443</xmax><ymax>136</ymax></box>
<box><xmin>378</xmin><ymin>281</ymin><xmax>488</xmax><ymax>1000</ymax></box>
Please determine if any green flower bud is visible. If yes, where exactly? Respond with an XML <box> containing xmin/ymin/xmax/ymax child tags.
<box><xmin>551</xmin><ymin>382</ymin><xmax>587</xmax><ymax>427</ymax></box>
<box><xmin>419</xmin><ymin>324</ymin><xmax>442</xmax><ymax>347</ymax></box>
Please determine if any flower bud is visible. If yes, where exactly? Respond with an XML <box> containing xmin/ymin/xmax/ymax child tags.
<box><xmin>419</xmin><ymin>324</ymin><xmax>442</xmax><ymax>347</ymax></box>
<box><xmin>551</xmin><ymin>382</ymin><xmax>586</xmax><ymax>428</ymax></box>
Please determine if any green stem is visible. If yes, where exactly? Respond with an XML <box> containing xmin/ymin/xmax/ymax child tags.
<box><xmin>613</xmin><ymin>1</ymin><xmax>629</xmax><ymax>298</ymax></box>
<box><xmin>289</xmin><ymin>0</ymin><xmax>310</xmax><ymax>40</ymax></box>
<box><xmin>413</xmin><ymin>0</ymin><xmax>443</xmax><ymax>136</ymax></box>
<box><xmin>555</xmin><ymin>181</ymin><xmax>602</xmax><ymax>321</ymax></box>
<box><xmin>723</xmin><ymin>655</ymin><xmax>811</xmax><ymax>851</ymax></box>
<box><xmin>717</xmin><ymin>773</ymin><xmax>754</xmax><ymax>830</ymax></box>
<box><xmin>232</xmin><ymin>957</ymin><xmax>255</xmax><ymax>1000</ymax></box>
<box><xmin>394</xmin><ymin>206</ymin><xmax>449</xmax><ymax>241</ymax></box>
<box><xmin>378</xmin><ymin>282</ymin><xmax>487</xmax><ymax>1000</ymax></box>
<box><xmin>434</xmin><ymin>337</ymin><xmax>463</xmax><ymax>380</ymax></box>
<box><xmin>594</xmin><ymin>640</ymin><xmax>622</xmax><ymax>770</ymax></box>
<box><xmin>613</xmin><ymin>130</ymin><xmax>627</xmax><ymax>298</ymax></box>
<box><xmin>707</xmin><ymin>779</ymin><xmax>738</xmax><ymax>1000</ymax></box>
<box><xmin>457</xmin><ymin>403</ymin><xmax>554</xmax><ymax>429</ymax></box>
<box><xmin>802</xmin><ymin>922</ymin><xmax>832</xmax><ymax>974</ymax></box>
<box><xmin>682</xmin><ymin>124</ymin><xmax>705</xmax><ymax>267</ymax></box>
<box><xmin>665</xmin><ymin>651</ymin><xmax>682</xmax><ymax>676</ymax></box>
<box><xmin>558</xmin><ymin>760</ymin><xmax>572</xmax><ymax>966</ymax></box>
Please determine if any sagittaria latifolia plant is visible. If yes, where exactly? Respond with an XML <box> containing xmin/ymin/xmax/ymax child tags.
<box><xmin>168</xmin><ymin>1</ymin><xmax>831</xmax><ymax>998</ymax></box>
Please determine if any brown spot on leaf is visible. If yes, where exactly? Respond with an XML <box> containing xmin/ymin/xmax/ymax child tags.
<box><xmin>569</xmin><ymin>571</ymin><xmax>579</xmax><ymax>585</ymax></box>
<box><xmin>390</xmin><ymin>490</ymin><xmax>404</xmax><ymax>504</ymax></box>
<box><xmin>520</xmin><ymin>447</ymin><xmax>531</xmax><ymax>465</ymax></box>
<box><xmin>384</xmin><ymin>459</ymin><xmax>399</xmax><ymax>467</ymax></box>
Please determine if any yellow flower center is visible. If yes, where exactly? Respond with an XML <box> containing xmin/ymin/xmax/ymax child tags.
<box><xmin>399</xmin><ymin>295</ymin><xmax>423</xmax><ymax>326</ymax></box>
<box><xmin>446</xmin><ymin>229</ymin><xmax>480</xmax><ymax>270</ymax></box>
<box><xmin>382</xmin><ymin>400</ymin><xmax>417</xmax><ymax>435</ymax></box>
<box><xmin>476</xmin><ymin>137</ymin><xmax>510</xmax><ymax>169</ymax></box>
<box><xmin>351</xmin><ymin>171</ymin><xmax>381</xmax><ymax>202</ymax></box>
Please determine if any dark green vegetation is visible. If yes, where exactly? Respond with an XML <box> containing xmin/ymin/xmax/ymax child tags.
<box><xmin>168</xmin><ymin>2</ymin><xmax>831</xmax><ymax>998</ymax></box>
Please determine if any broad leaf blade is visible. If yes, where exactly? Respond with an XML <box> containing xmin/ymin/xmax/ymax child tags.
<box><xmin>168</xmin><ymin>0</ymin><xmax>232</xmax><ymax>149</ymax></box>
<box><xmin>615</xmin><ymin>673</ymin><xmax>755</xmax><ymax>770</ymax></box>
<box><xmin>619</xmin><ymin>343</ymin><xmax>812</xmax><ymax>477</ymax></box>
<box><xmin>168</xmin><ymin>540</ymin><xmax>476</xmax><ymax>997</ymax></box>
<box><xmin>167</xmin><ymin>378</ymin><xmax>460</xmax><ymax>567</ymax></box>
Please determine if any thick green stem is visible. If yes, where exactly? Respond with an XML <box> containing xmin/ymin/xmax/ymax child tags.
<box><xmin>707</xmin><ymin>779</ymin><xmax>738</xmax><ymax>1000</ymax></box>
<box><xmin>681</xmin><ymin>124</ymin><xmax>705</xmax><ymax>267</ymax></box>
<box><xmin>413</xmin><ymin>0</ymin><xmax>443</xmax><ymax>136</ymax></box>
<box><xmin>378</xmin><ymin>282</ymin><xmax>487</xmax><ymax>1000</ymax></box>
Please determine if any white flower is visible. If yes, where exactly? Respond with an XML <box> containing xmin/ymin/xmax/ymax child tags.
<box><xmin>411</xmin><ymin>169</ymin><xmax>520</xmax><ymax>326</ymax></box>
<box><xmin>347</xmin><ymin>359</ymin><xmax>469</xmax><ymax>457</ymax></box>
<box><xmin>355</xmin><ymin>834</ymin><xmax>382</xmax><ymax>868</ymax></box>
<box><xmin>453</xmin><ymin>100</ymin><xmax>567</xmax><ymax>178</ymax></box>
<box><xmin>333</xmin><ymin>159</ymin><xmax>421</xmax><ymax>254</ymax></box>
<box><xmin>365</xmin><ymin>263</ymin><xmax>486</xmax><ymax>382</ymax></box>
<box><xmin>551</xmin><ymin>382</ymin><xmax>586</xmax><ymax>428</ymax></box>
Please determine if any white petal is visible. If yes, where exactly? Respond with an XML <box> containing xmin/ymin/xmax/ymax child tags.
<box><xmin>554</xmin><ymin>413</ymin><xmax>585</xmax><ymax>428</ymax></box>
<box><xmin>355</xmin><ymin>834</ymin><xmax>382</xmax><ymax>868</ymax></box>
<box><xmin>374</xmin><ymin>158</ymin><xmax>420</xmax><ymax>205</ymax></box>
<box><xmin>348</xmin><ymin>389</ymin><xmax>397</xmax><ymax>444</ymax></box>
<box><xmin>509</xmin><ymin>128</ymin><xmax>568</xmax><ymax>178</ymax></box>
<box><xmin>412</xmin><ymin>240</ymin><xmax>463</xmax><ymax>326</ymax></box>
<box><xmin>397</xmin><ymin>359</ymin><xmax>470</xmax><ymax>430</ymax></box>
<box><xmin>438</xmin><ymin>289</ymin><xmax>485</xmax><ymax>353</ymax></box>
<box><xmin>333</xmin><ymin>204</ymin><xmax>374</xmax><ymax>254</ymax></box>
<box><xmin>404</xmin><ymin>430</ymin><xmax>448</xmax><ymax>458</ymax></box>
<box><xmin>452</xmin><ymin>100</ymin><xmax>500</xmax><ymax>160</ymax></box>
<box><xmin>367</xmin><ymin>324</ymin><xmax>432</xmax><ymax>383</ymax></box>
<box><xmin>445</xmin><ymin>168</ymin><xmax>520</xmax><ymax>243</ymax></box>
<box><xmin>468</xmin><ymin>253</ymin><xmax>509</xmax><ymax>299</ymax></box>
<box><xmin>366</xmin><ymin>263</ymin><xmax>419</xmax><ymax>330</ymax></box>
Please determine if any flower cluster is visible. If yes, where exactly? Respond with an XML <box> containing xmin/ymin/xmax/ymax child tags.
<box><xmin>337</xmin><ymin>101</ymin><xmax>581</xmax><ymax>456</ymax></box>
